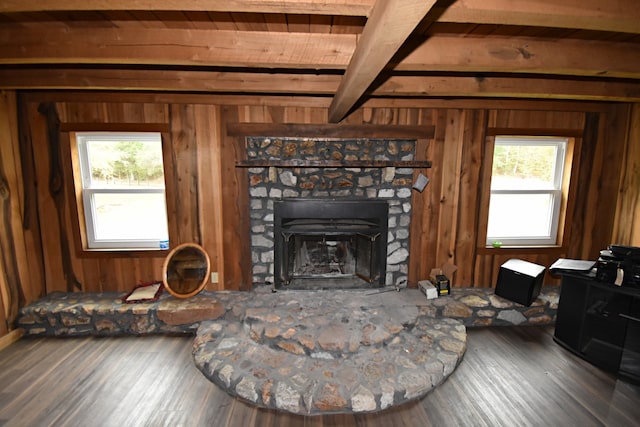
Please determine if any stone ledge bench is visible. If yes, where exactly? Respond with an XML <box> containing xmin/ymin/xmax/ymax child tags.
<box><xmin>16</xmin><ymin>286</ymin><xmax>559</xmax><ymax>337</ymax></box>
<box><xmin>17</xmin><ymin>291</ymin><xmax>227</xmax><ymax>336</ymax></box>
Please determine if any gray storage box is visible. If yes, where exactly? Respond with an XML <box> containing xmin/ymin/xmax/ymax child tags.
<box><xmin>495</xmin><ymin>259</ymin><xmax>545</xmax><ymax>306</ymax></box>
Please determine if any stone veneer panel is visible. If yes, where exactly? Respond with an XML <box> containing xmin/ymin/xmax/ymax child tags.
<box><xmin>246</xmin><ymin>137</ymin><xmax>416</xmax><ymax>288</ymax></box>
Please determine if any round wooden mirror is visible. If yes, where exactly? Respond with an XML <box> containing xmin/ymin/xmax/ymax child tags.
<box><xmin>162</xmin><ymin>242</ymin><xmax>211</xmax><ymax>299</ymax></box>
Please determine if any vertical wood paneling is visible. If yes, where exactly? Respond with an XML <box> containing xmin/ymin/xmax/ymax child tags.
<box><xmin>220</xmin><ymin>106</ymin><xmax>251</xmax><ymax>290</ymax></box>
<box><xmin>0</xmin><ymin>91</ymin><xmax>46</xmax><ymax>337</ymax></box>
<box><xmin>612</xmin><ymin>103</ymin><xmax>639</xmax><ymax>246</ymax></box>
<box><xmin>408</xmin><ymin>137</ymin><xmax>430</xmax><ymax>284</ymax></box>
<box><xmin>30</xmin><ymin>103</ymin><xmax>67</xmax><ymax>293</ymax></box>
<box><xmin>4</xmin><ymin>93</ymin><xmax>636</xmax><ymax>313</ymax></box>
<box><xmin>194</xmin><ymin>105</ymin><xmax>225</xmax><ymax>291</ymax></box>
<box><xmin>162</xmin><ymin>128</ymin><xmax>179</xmax><ymax>249</ymax></box>
<box><xmin>408</xmin><ymin>108</ymin><xmax>435</xmax><ymax>284</ymax></box>
<box><xmin>15</xmin><ymin>95</ymin><xmax>46</xmax><ymax>303</ymax></box>
<box><xmin>80</xmin><ymin>258</ymin><xmax>102</xmax><ymax>292</ymax></box>
<box><xmin>265</xmin><ymin>105</ymin><xmax>286</xmax><ymax>123</ymax></box>
<box><xmin>309</xmin><ymin>107</ymin><xmax>327</xmax><ymax>124</ymax></box>
<box><xmin>1</xmin><ymin>93</ymin><xmax>29</xmax><ymax>297</ymax></box>
<box><xmin>596</xmin><ymin>106</ymin><xmax>634</xmax><ymax>249</ymax></box>
<box><xmin>410</xmin><ymin>109</ymin><xmax>448</xmax><ymax>282</ymax></box>
<box><xmin>473</xmin><ymin>255</ymin><xmax>493</xmax><ymax>287</ymax></box>
<box><xmin>58</xmin><ymin>102</ymin><xmax>169</xmax><ymax>124</ymax></box>
<box><xmin>143</xmin><ymin>103</ymin><xmax>170</xmax><ymax>122</ymax></box>
<box><xmin>568</xmin><ymin>113</ymin><xmax>598</xmax><ymax>259</ymax></box>
<box><xmin>169</xmin><ymin>104</ymin><xmax>200</xmax><ymax>244</ymax></box>
<box><xmin>98</xmin><ymin>258</ymin><xmax>118</xmax><ymax>291</ymax></box>
<box><xmin>0</xmin><ymin>282</ymin><xmax>7</xmax><ymax>336</ymax></box>
<box><xmin>488</xmin><ymin>110</ymin><xmax>586</xmax><ymax>130</ymax></box>
<box><xmin>436</xmin><ymin>109</ymin><xmax>465</xmax><ymax>269</ymax></box>
<box><xmin>0</xmin><ymin>91</ymin><xmax>24</xmax><ymax>330</ymax></box>
<box><xmin>567</xmin><ymin>108</ymin><xmax>627</xmax><ymax>260</ymax></box>
<box><xmin>455</xmin><ymin>110</ymin><xmax>486</xmax><ymax>285</ymax></box>
<box><xmin>554</xmin><ymin>134</ymin><xmax>582</xmax><ymax>249</ymax></box>
<box><xmin>343</xmin><ymin>106</ymin><xmax>364</xmax><ymax>124</ymax></box>
<box><xmin>475</xmin><ymin>135</ymin><xmax>495</xmax><ymax>250</ymax></box>
<box><xmin>580</xmin><ymin>114</ymin><xmax>609</xmax><ymax>258</ymax></box>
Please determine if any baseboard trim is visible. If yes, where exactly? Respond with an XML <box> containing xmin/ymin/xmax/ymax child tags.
<box><xmin>0</xmin><ymin>329</ymin><xmax>25</xmax><ymax>351</ymax></box>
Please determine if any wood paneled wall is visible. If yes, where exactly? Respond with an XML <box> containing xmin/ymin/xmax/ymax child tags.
<box><xmin>613</xmin><ymin>104</ymin><xmax>640</xmax><ymax>246</ymax></box>
<box><xmin>21</xmin><ymin>101</ymin><xmax>245</xmax><ymax>295</ymax></box>
<box><xmin>1</xmin><ymin>90</ymin><xmax>639</xmax><ymax>337</ymax></box>
<box><xmin>0</xmin><ymin>91</ymin><xmax>45</xmax><ymax>335</ymax></box>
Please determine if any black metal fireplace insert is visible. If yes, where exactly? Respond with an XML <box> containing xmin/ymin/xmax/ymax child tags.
<box><xmin>274</xmin><ymin>199</ymin><xmax>388</xmax><ymax>289</ymax></box>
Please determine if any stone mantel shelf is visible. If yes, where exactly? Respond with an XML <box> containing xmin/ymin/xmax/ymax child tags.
<box><xmin>236</xmin><ymin>159</ymin><xmax>432</xmax><ymax>168</ymax></box>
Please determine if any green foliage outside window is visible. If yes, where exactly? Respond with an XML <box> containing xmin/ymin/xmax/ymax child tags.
<box><xmin>492</xmin><ymin>144</ymin><xmax>557</xmax><ymax>186</ymax></box>
<box><xmin>87</xmin><ymin>140</ymin><xmax>164</xmax><ymax>187</ymax></box>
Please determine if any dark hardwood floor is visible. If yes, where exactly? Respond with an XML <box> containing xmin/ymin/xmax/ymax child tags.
<box><xmin>1</xmin><ymin>326</ymin><xmax>638</xmax><ymax>427</ymax></box>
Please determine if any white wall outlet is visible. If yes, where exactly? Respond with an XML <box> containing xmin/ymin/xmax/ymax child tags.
<box><xmin>211</xmin><ymin>272</ymin><xmax>219</xmax><ymax>283</ymax></box>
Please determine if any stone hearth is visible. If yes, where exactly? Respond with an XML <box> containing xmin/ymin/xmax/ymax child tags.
<box><xmin>192</xmin><ymin>290</ymin><xmax>466</xmax><ymax>414</ymax></box>
<box><xmin>17</xmin><ymin>286</ymin><xmax>559</xmax><ymax>415</ymax></box>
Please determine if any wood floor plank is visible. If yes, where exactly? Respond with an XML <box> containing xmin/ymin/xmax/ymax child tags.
<box><xmin>0</xmin><ymin>327</ymin><xmax>639</xmax><ymax>426</ymax></box>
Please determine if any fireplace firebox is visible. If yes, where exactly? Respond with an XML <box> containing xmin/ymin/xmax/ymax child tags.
<box><xmin>274</xmin><ymin>199</ymin><xmax>388</xmax><ymax>289</ymax></box>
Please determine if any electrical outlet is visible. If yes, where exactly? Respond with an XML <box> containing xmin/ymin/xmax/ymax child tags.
<box><xmin>210</xmin><ymin>272</ymin><xmax>219</xmax><ymax>283</ymax></box>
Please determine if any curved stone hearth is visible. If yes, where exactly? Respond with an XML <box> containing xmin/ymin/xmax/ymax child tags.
<box><xmin>192</xmin><ymin>290</ymin><xmax>466</xmax><ymax>415</ymax></box>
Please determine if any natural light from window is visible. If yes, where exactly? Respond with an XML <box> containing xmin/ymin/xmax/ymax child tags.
<box><xmin>487</xmin><ymin>136</ymin><xmax>567</xmax><ymax>246</ymax></box>
<box><xmin>76</xmin><ymin>132</ymin><xmax>169</xmax><ymax>249</ymax></box>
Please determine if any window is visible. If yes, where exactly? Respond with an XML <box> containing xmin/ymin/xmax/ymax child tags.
<box><xmin>75</xmin><ymin>132</ymin><xmax>169</xmax><ymax>249</ymax></box>
<box><xmin>486</xmin><ymin>136</ymin><xmax>567</xmax><ymax>246</ymax></box>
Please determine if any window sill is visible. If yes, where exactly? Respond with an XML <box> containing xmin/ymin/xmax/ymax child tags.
<box><xmin>77</xmin><ymin>248</ymin><xmax>170</xmax><ymax>258</ymax></box>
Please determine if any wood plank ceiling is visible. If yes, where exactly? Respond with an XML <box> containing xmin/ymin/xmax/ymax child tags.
<box><xmin>0</xmin><ymin>0</ymin><xmax>639</xmax><ymax>122</ymax></box>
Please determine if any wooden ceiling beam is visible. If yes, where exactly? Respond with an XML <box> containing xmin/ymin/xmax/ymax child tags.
<box><xmin>0</xmin><ymin>0</ymin><xmax>374</xmax><ymax>16</ymax></box>
<box><xmin>2</xmin><ymin>28</ymin><xmax>638</xmax><ymax>80</ymax></box>
<box><xmin>2</xmin><ymin>0</ymin><xmax>636</xmax><ymax>35</ymax></box>
<box><xmin>19</xmin><ymin>90</ymin><xmax>612</xmax><ymax>112</ymax></box>
<box><xmin>438</xmin><ymin>0</ymin><xmax>640</xmax><ymax>34</ymax></box>
<box><xmin>0</xmin><ymin>68</ymin><xmax>342</xmax><ymax>94</ymax></box>
<box><xmin>375</xmin><ymin>76</ymin><xmax>640</xmax><ymax>102</ymax></box>
<box><xmin>328</xmin><ymin>0</ymin><xmax>438</xmax><ymax>123</ymax></box>
<box><xmin>398</xmin><ymin>35</ymin><xmax>640</xmax><ymax>79</ymax></box>
<box><xmin>3</xmin><ymin>68</ymin><xmax>637</xmax><ymax>102</ymax></box>
<box><xmin>0</xmin><ymin>28</ymin><xmax>356</xmax><ymax>69</ymax></box>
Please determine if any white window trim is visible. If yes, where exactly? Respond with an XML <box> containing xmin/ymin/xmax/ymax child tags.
<box><xmin>486</xmin><ymin>136</ymin><xmax>567</xmax><ymax>247</ymax></box>
<box><xmin>76</xmin><ymin>132</ymin><xmax>168</xmax><ymax>250</ymax></box>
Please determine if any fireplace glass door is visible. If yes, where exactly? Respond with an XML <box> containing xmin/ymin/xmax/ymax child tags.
<box><xmin>281</xmin><ymin>231</ymin><xmax>380</xmax><ymax>286</ymax></box>
<box><xmin>355</xmin><ymin>232</ymin><xmax>380</xmax><ymax>283</ymax></box>
<box><xmin>274</xmin><ymin>199</ymin><xmax>388</xmax><ymax>289</ymax></box>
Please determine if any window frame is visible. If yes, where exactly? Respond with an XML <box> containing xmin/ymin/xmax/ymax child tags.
<box><xmin>74</xmin><ymin>131</ymin><xmax>169</xmax><ymax>250</ymax></box>
<box><xmin>485</xmin><ymin>135</ymin><xmax>569</xmax><ymax>247</ymax></box>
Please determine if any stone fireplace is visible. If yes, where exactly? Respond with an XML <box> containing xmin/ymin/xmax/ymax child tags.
<box><xmin>246</xmin><ymin>137</ymin><xmax>416</xmax><ymax>289</ymax></box>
